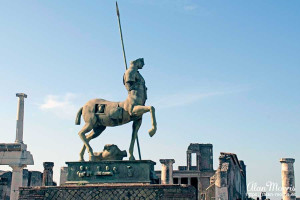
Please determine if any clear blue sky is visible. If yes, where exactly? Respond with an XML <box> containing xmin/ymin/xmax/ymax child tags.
<box><xmin>0</xmin><ymin>1</ymin><xmax>299</xmax><ymax>199</ymax></box>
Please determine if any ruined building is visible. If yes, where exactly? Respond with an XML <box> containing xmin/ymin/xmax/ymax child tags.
<box><xmin>0</xmin><ymin>162</ymin><xmax>56</xmax><ymax>200</ymax></box>
<box><xmin>156</xmin><ymin>143</ymin><xmax>215</xmax><ymax>199</ymax></box>
<box><xmin>156</xmin><ymin>143</ymin><xmax>247</xmax><ymax>200</ymax></box>
<box><xmin>205</xmin><ymin>152</ymin><xmax>247</xmax><ymax>200</ymax></box>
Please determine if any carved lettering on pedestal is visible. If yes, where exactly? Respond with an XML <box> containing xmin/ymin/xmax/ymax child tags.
<box><xmin>95</xmin><ymin>165</ymin><xmax>114</xmax><ymax>176</ymax></box>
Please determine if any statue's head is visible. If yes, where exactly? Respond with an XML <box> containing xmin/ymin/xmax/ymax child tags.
<box><xmin>130</xmin><ymin>58</ymin><xmax>144</xmax><ymax>69</ymax></box>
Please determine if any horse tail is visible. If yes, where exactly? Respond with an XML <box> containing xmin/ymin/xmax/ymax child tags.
<box><xmin>75</xmin><ymin>107</ymin><xmax>83</xmax><ymax>125</ymax></box>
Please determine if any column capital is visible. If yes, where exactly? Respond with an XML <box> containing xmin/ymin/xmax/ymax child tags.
<box><xmin>16</xmin><ymin>93</ymin><xmax>27</xmax><ymax>98</ymax></box>
<box><xmin>280</xmin><ymin>158</ymin><xmax>295</xmax><ymax>164</ymax></box>
<box><xmin>160</xmin><ymin>159</ymin><xmax>175</xmax><ymax>165</ymax></box>
<box><xmin>9</xmin><ymin>165</ymin><xmax>26</xmax><ymax>171</ymax></box>
<box><xmin>43</xmin><ymin>162</ymin><xmax>54</xmax><ymax>169</ymax></box>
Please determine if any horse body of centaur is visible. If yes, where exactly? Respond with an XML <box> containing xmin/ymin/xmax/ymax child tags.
<box><xmin>75</xmin><ymin>58</ymin><xmax>157</xmax><ymax>161</ymax></box>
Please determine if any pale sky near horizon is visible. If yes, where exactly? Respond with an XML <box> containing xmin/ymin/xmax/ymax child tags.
<box><xmin>0</xmin><ymin>1</ymin><xmax>299</xmax><ymax>199</ymax></box>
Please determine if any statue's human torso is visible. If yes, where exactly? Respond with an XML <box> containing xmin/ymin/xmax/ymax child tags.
<box><xmin>123</xmin><ymin>68</ymin><xmax>147</xmax><ymax>109</ymax></box>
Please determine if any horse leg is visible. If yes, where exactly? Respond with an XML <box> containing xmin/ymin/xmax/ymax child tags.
<box><xmin>132</xmin><ymin>105</ymin><xmax>157</xmax><ymax>137</ymax></box>
<box><xmin>78</xmin><ymin>123</ymin><xmax>96</xmax><ymax>161</ymax></box>
<box><xmin>79</xmin><ymin>126</ymin><xmax>106</xmax><ymax>161</ymax></box>
<box><xmin>129</xmin><ymin>118</ymin><xmax>142</xmax><ymax>161</ymax></box>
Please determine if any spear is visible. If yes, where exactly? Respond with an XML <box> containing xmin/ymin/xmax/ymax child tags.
<box><xmin>116</xmin><ymin>1</ymin><xmax>128</xmax><ymax>71</ymax></box>
<box><xmin>116</xmin><ymin>1</ymin><xmax>142</xmax><ymax>160</ymax></box>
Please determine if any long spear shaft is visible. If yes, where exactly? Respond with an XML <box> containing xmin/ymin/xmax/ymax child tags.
<box><xmin>116</xmin><ymin>1</ymin><xmax>142</xmax><ymax>160</ymax></box>
<box><xmin>116</xmin><ymin>1</ymin><xmax>128</xmax><ymax>71</ymax></box>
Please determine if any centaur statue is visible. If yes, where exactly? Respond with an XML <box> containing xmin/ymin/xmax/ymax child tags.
<box><xmin>75</xmin><ymin>58</ymin><xmax>157</xmax><ymax>161</ymax></box>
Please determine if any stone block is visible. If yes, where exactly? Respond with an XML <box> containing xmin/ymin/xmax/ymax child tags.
<box><xmin>65</xmin><ymin>160</ymin><xmax>157</xmax><ymax>184</ymax></box>
<box><xmin>19</xmin><ymin>184</ymin><xmax>197</xmax><ymax>200</ymax></box>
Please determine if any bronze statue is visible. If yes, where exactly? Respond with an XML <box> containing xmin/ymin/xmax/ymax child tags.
<box><xmin>75</xmin><ymin>58</ymin><xmax>157</xmax><ymax>161</ymax></box>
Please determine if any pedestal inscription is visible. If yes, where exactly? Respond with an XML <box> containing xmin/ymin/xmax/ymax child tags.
<box><xmin>65</xmin><ymin>160</ymin><xmax>157</xmax><ymax>184</ymax></box>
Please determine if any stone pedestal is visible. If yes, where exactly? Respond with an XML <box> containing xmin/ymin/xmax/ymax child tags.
<box><xmin>160</xmin><ymin>159</ymin><xmax>175</xmax><ymax>184</ymax></box>
<box><xmin>19</xmin><ymin>184</ymin><xmax>197</xmax><ymax>200</ymax></box>
<box><xmin>65</xmin><ymin>160</ymin><xmax>157</xmax><ymax>185</ymax></box>
<box><xmin>280</xmin><ymin>158</ymin><xmax>296</xmax><ymax>200</ymax></box>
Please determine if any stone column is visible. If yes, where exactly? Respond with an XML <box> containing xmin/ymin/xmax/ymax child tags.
<box><xmin>43</xmin><ymin>162</ymin><xmax>54</xmax><ymax>186</ymax></box>
<box><xmin>15</xmin><ymin>93</ymin><xmax>27</xmax><ymax>144</ymax></box>
<box><xmin>196</xmin><ymin>152</ymin><xmax>201</xmax><ymax>171</ymax></box>
<box><xmin>10</xmin><ymin>165</ymin><xmax>25</xmax><ymax>200</ymax></box>
<box><xmin>160</xmin><ymin>159</ymin><xmax>175</xmax><ymax>184</ymax></box>
<box><xmin>280</xmin><ymin>158</ymin><xmax>296</xmax><ymax>200</ymax></box>
<box><xmin>187</xmin><ymin>151</ymin><xmax>191</xmax><ymax>170</ymax></box>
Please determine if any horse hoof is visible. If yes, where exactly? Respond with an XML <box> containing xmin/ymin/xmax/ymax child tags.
<box><xmin>148</xmin><ymin>127</ymin><xmax>157</xmax><ymax>137</ymax></box>
<box><xmin>79</xmin><ymin>158</ymin><xmax>85</xmax><ymax>162</ymax></box>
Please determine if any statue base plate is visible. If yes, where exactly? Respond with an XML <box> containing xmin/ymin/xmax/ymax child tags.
<box><xmin>65</xmin><ymin>160</ymin><xmax>157</xmax><ymax>184</ymax></box>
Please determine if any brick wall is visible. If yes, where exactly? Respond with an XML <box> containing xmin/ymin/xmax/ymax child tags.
<box><xmin>19</xmin><ymin>184</ymin><xmax>196</xmax><ymax>200</ymax></box>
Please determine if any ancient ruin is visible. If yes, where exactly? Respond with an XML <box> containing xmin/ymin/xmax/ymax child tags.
<box><xmin>280</xmin><ymin>158</ymin><xmax>296</xmax><ymax>200</ymax></box>
<box><xmin>17</xmin><ymin>3</ymin><xmax>198</xmax><ymax>199</ymax></box>
<box><xmin>156</xmin><ymin>143</ymin><xmax>247</xmax><ymax>200</ymax></box>
<box><xmin>0</xmin><ymin>93</ymin><xmax>34</xmax><ymax>200</ymax></box>
<box><xmin>206</xmin><ymin>152</ymin><xmax>247</xmax><ymax>200</ymax></box>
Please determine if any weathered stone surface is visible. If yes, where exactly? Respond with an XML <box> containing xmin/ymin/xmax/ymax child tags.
<box><xmin>66</xmin><ymin>160</ymin><xmax>157</xmax><ymax>184</ymax></box>
<box><xmin>30</xmin><ymin>171</ymin><xmax>43</xmax><ymax>186</ymax></box>
<box><xmin>0</xmin><ymin>177</ymin><xmax>9</xmax><ymax>200</ymax></box>
<box><xmin>15</xmin><ymin>93</ymin><xmax>27</xmax><ymax>144</ymax></box>
<box><xmin>59</xmin><ymin>167</ymin><xmax>68</xmax><ymax>186</ymax></box>
<box><xmin>156</xmin><ymin>143</ymin><xmax>215</xmax><ymax>200</ymax></box>
<box><xmin>160</xmin><ymin>159</ymin><xmax>175</xmax><ymax>184</ymax></box>
<box><xmin>0</xmin><ymin>93</ymin><xmax>34</xmax><ymax>200</ymax></box>
<box><xmin>19</xmin><ymin>184</ymin><xmax>196</xmax><ymax>200</ymax></box>
<box><xmin>205</xmin><ymin>152</ymin><xmax>247</xmax><ymax>200</ymax></box>
<box><xmin>280</xmin><ymin>158</ymin><xmax>296</xmax><ymax>200</ymax></box>
<box><xmin>0</xmin><ymin>150</ymin><xmax>33</xmax><ymax>166</ymax></box>
<box><xmin>0</xmin><ymin>168</ymin><xmax>43</xmax><ymax>199</ymax></box>
<box><xmin>42</xmin><ymin>162</ymin><xmax>54</xmax><ymax>186</ymax></box>
<box><xmin>0</xmin><ymin>144</ymin><xmax>22</xmax><ymax>151</ymax></box>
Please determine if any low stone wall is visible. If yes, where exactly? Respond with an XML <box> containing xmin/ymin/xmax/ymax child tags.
<box><xmin>19</xmin><ymin>184</ymin><xmax>196</xmax><ymax>200</ymax></box>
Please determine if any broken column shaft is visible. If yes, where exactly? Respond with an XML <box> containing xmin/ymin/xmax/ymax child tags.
<box><xmin>160</xmin><ymin>159</ymin><xmax>175</xmax><ymax>184</ymax></box>
<box><xmin>43</xmin><ymin>162</ymin><xmax>54</xmax><ymax>186</ymax></box>
<box><xmin>280</xmin><ymin>158</ymin><xmax>296</xmax><ymax>200</ymax></box>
